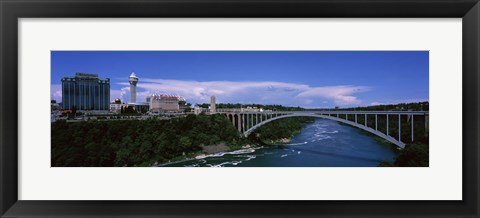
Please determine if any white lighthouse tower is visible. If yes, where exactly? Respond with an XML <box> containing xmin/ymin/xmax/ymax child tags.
<box><xmin>129</xmin><ymin>72</ymin><xmax>138</xmax><ymax>103</ymax></box>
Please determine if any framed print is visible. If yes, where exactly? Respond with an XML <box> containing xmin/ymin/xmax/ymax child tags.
<box><xmin>50</xmin><ymin>50</ymin><xmax>430</xmax><ymax>168</ymax></box>
<box><xmin>1</xmin><ymin>0</ymin><xmax>479</xmax><ymax>217</ymax></box>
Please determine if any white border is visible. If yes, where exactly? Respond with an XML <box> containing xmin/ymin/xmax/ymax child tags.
<box><xmin>19</xmin><ymin>18</ymin><xmax>462</xmax><ymax>200</ymax></box>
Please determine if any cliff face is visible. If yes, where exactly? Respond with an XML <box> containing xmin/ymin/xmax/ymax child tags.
<box><xmin>201</xmin><ymin>143</ymin><xmax>230</xmax><ymax>154</ymax></box>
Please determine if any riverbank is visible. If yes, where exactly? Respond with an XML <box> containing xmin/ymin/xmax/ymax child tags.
<box><xmin>157</xmin><ymin>117</ymin><xmax>316</xmax><ymax>166</ymax></box>
<box><xmin>261</xmin><ymin>138</ymin><xmax>292</xmax><ymax>145</ymax></box>
<box><xmin>157</xmin><ymin>143</ymin><xmax>260</xmax><ymax>167</ymax></box>
<box><xmin>254</xmin><ymin>117</ymin><xmax>315</xmax><ymax>146</ymax></box>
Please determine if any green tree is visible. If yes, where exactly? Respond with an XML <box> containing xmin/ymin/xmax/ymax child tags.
<box><xmin>394</xmin><ymin>143</ymin><xmax>429</xmax><ymax>167</ymax></box>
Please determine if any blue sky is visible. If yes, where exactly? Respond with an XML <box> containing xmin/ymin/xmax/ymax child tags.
<box><xmin>51</xmin><ymin>51</ymin><xmax>428</xmax><ymax>108</ymax></box>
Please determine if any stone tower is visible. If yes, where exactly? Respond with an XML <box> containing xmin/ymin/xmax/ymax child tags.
<box><xmin>210</xmin><ymin>96</ymin><xmax>216</xmax><ymax>113</ymax></box>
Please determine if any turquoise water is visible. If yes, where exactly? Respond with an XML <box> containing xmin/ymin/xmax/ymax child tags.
<box><xmin>163</xmin><ymin>119</ymin><xmax>397</xmax><ymax>167</ymax></box>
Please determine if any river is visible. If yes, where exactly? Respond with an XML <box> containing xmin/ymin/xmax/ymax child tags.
<box><xmin>163</xmin><ymin>118</ymin><xmax>398</xmax><ymax>167</ymax></box>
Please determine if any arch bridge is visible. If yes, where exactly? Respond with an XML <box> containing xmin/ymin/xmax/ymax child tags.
<box><xmin>215</xmin><ymin>110</ymin><xmax>429</xmax><ymax>149</ymax></box>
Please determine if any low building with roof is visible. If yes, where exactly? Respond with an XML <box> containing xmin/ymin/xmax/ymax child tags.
<box><xmin>149</xmin><ymin>94</ymin><xmax>186</xmax><ymax>113</ymax></box>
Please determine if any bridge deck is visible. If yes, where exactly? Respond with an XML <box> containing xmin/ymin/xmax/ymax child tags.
<box><xmin>215</xmin><ymin>110</ymin><xmax>428</xmax><ymax>115</ymax></box>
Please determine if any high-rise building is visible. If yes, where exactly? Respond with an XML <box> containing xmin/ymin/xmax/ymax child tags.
<box><xmin>129</xmin><ymin>72</ymin><xmax>138</xmax><ymax>103</ymax></box>
<box><xmin>61</xmin><ymin>73</ymin><xmax>110</xmax><ymax>110</ymax></box>
<box><xmin>210</xmin><ymin>96</ymin><xmax>216</xmax><ymax>113</ymax></box>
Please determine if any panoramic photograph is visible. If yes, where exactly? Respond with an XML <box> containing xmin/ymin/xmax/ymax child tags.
<box><xmin>51</xmin><ymin>51</ymin><xmax>429</xmax><ymax>167</ymax></box>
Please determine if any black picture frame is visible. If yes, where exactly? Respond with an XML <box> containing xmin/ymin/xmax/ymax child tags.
<box><xmin>1</xmin><ymin>0</ymin><xmax>479</xmax><ymax>217</ymax></box>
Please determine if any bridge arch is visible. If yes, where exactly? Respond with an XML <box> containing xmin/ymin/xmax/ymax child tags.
<box><xmin>243</xmin><ymin>113</ymin><xmax>407</xmax><ymax>148</ymax></box>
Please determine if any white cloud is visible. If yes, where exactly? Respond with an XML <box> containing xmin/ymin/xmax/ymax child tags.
<box><xmin>119</xmin><ymin>87</ymin><xmax>130</xmax><ymax>102</ymax></box>
<box><xmin>296</xmin><ymin>85</ymin><xmax>370</xmax><ymax>105</ymax></box>
<box><xmin>113</xmin><ymin>79</ymin><xmax>370</xmax><ymax>107</ymax></box>
<box><xmin>370</xmin><ymin>102</ymin><xmax>385</xmax><ymax>106</ymax></box>
<box><xmin>51</xmin><ymin>84</ymin><xmax>62</xmax><ymax>102</ymax></box>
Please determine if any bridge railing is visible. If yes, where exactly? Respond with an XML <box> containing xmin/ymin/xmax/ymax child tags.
<box><xmin>215</xmin><ymin>109</ymin><xmax>428</xmax><ymax>115</ymax></box>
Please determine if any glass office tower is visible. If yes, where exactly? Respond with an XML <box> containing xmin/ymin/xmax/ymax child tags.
<box><xmin>61</xmin><ymin>73</ymin><xmax>110</xmax><ymax>110</ymax></box>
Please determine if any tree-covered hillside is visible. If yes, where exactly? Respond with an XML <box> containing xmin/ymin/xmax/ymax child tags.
<box><xmin>52</xmin><ymin>114</ymin><xmax>313</xmax><ymax>167</ymax></box>
<box><xmin>52</xmin><ymin>114</ymin><xmax>242</xmax><ymax>167</ymax></box>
